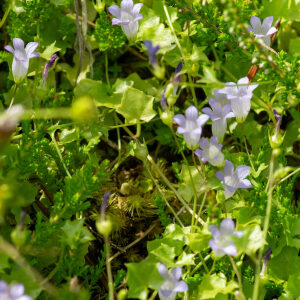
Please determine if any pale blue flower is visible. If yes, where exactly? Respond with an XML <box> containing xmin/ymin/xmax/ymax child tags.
<box><xmin>158</xmin><ymin>264</ymin><xmax>188</xmax><ymax>300</ymax></box>
<box><xmin>5</xmin><ymin>38</ymin><xmax>39</xmax><ymax>83</ymax></box>
<box><xmin>173</xmin><ymin>105</ymin><xmax>209</xmax><ymax>149</ymax></box>
<box><xmin>0</xmin><ymin>281</ymin><xmax>32</xmax><ymax>300</ymax></box>
<box><xmin>213</xmin><ymin>88</ymin><xmax>231</xmax><ymax>106</ymax></box>
<box><xmin>209</xmin><ymin>218</ymin><xmax>243</xmax><ymax>257</ymax></box>
<box><xmin>108</xmin><ymin>0</ymin><xmax>143</xmax><ymax>40</ymax></box>
<box><xmin>195</xmin><ymin>136</ymin><xmax>224</xmax><ymax>167</ymax></box>
<box><xmin>202</xmin><ymin>99</ymin><xmax>234</xmax><ymax>141</ymax></box>
<box><xmin>248</xmin><ymin>16</ymin><xmax>277</xmax><ymax>47</ymax></box>
<box><xmin>220</xmin><ymin>77</ymin><xmax>258</xmax><ymax>122</ymax></box>
<box><xmin>215</xmin><ymin>160</ymin><xmax>251</xmax><ymax>199</ymax></box>
<box><xmin>0</xmin><ymin>105</ymin><xmax>24</xmax><ymax>133</ymax></box>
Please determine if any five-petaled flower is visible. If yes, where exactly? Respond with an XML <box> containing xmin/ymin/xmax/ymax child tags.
<box><xmin>195</xmin><ymin>136</ymin><xmax>224</xmax><ymax>167</ymax></box>
<box><xmin>173</xmin><ymin>105</ymin><xmax>209</xmax><ymax>149</ymax></box>
<box><xmin>248</xmin><ymin>16</ymin><xmax>277</xmax><ymax>47</ymax></box>
<box><xmin>0</xmin><ymin>280</ymin><xmax>32</xmax><ymax>300</ymax></box>
<box><xmin>158</xmin><ymin>264</ymin><xmax>188</xmax><ymax>300</ymax></box>
<box><xmin>209</xmin><ymin>218</ymin><xmax>243</xmax><ymax>257</ymax></box>
<box><xmin>219</xmin><ymin>77</ymin><xmax>258</xmax><ymax>122</ymax></box>
<box><xmin>108</xmin><ymin>0</ymin><xmax>143</xmax><ymax>40</ymax></box>
<box><xmin>202</xmin><ymin>99</ymin><xmax>235</xmax><ymax>141</ymax></box>
<box><xmin>215</xmin><ymin>160</ymin><xmax>251</xmax><ymax>199</ymax></box>
<box><xmin>5</xmin><ymin>38</ymin><xmax>39</xmax><ymax>83</ymax></box>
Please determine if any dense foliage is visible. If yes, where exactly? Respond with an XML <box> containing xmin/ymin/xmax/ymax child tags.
<box><xmin>0</xmin><ymin>0</ymin><xmax>299</xmax><ymax>299</ymax></box>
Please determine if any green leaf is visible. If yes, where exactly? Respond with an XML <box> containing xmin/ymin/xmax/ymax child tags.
<box><xmin>197</xmin><ymin>273</ymin><xmax>238</xmax><ymax>299</ymax></box>
<box><xmin>40</xmin><ymin>41</ymin><xmax>61</xmax><ymax>60</ymax></box>
<box><xmin>188</xmin><ymin>232</ymin><xmax>211</xmax><ymax>253</ymax></box>
<box><xmin>126</xmin><ymin>260</ymin><xmax>164</xmax><ymax>300</ymax></box>
<box><xmin>116</xmin><ymin>87</ymin><xmax>156</xmax><ymax>123</ymax></box>
<box><xmin>268</xmin><ymin>246</ymin><xmax>300</xmax><ymax>281</ymax></box>
<box><xmin>286</xmin><ymin>275</ymin><xmax>300</xmax><ymax>297</ymax></box>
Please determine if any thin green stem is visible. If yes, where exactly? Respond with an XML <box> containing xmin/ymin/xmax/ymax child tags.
<box><xmin>105</xmin><ymin>51</ymin><xmax>111</xmax><ymax>89</ymax></box>
<box><xmin>0</xmin><ymin>2</ymin><xmax>11</xmax><ymax>29</ymax></box>
<box><xmin>8</xmin><ymin>83</ymin><xmax>18</xmax><ymax>110</ymax></box>
<box><xmin>51</xmin><ymin>132</ymin><xmax>72</xmax><ymax>179</ymax></box>
<box><xmin>135</xmin><ymin>123</ymin><xmax>141</xmax><ymax>138</ymax></box>
<box><xmin>252</xmin><ymin>150</ymin><xmax>275</xmax><ymax>300</ymax></box>
<box><xmin>229</xmin><ymin>256</ymin><xmax>245</xmax><ymax>299</ymax></box>
<box><xmin>190</xmin><ymin>254</ymin><xmax>211</xmax><ymax>276</ymax></box>
<box><xmin>105</xmin><ymin>240</ymin><xmax>114</xmax><ymax>300</ymax></box>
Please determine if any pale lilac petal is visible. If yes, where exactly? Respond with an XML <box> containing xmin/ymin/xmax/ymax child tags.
<box><xmin>215</xmin><ymin>171</ymin><xmax>224</xmax><ymax>181</ymax></box>
<box><xmin>212</xmin><ymin>119</ymin><xmax>226</xmax><ymax>141</ymax></box>
<box><xmin>266</xmin><ymin>27</ymin><xmax>277</xmax><ymax>36</ymax></box>
<box><xmin>158</xmin><ymin>264</ymin><xmax>169</xmax><ymax>279</ymax></box>
<box><xmin>237</xmin><ymin>179</ymin><xmax>251</xmax><ymax>189</ymax></box>
<box><xmin>132</xmin><ymin>3</ymin><xmax>143</xmax><ymax>15</ymax></box>
<box><xmin>210</xmin><ymin>136</ymin><xmax>219</xmax><ymax>145</ymax></box>
<box><xmin>4</xmin><ymin>45</ymin><xmax>14</xmax><ymax>54</ymax></box>
<box><xmin>112</xmin><ymin>18</ymin><xmax>122</xmax><ymax>25</ymax></box>
<box><xmin>236</xmin><ymin>165</ymin><xmax>250</xmax><ymax>179</ymax></box>
<box><xmin>108</xmin><ymin>5</ymin><xmax>121</xmax><ymax>18</ymax></box>
<box><xmin>237</xmin><ymin>76</ymin><xmax>249</xmax><ymax>85</ymax></box>
<box><xmin>261</xmin><ymin>35</ymin><xmax>271</xmax><ymax>46</ymax></box>
<box><xmin>29</xmin><ymin>52</ymin><xmax>40</xmax><ymax>58</ymax></box>
<box><xmin>13</xmin><ymin>38</ymin><xmax>25</xmax><ymax>51</ymax></box>
<box><xmin>173</xmin><ymin>114</ymin><xmax>185</xmax><ymax>127</ymax></box>
<box><xmin>185</xmin><ymin>106</ymin><xmax>198</xmax><ymax>120</ymax></box>
<box><xmin>220</xmin><ymin>219</ymin><xmax>235</xmax><ymax>235</ymax></box>
<box><xmin>10</xmin><ymin>284</ymin><xmax>25</xmax><ymax>297</ymax></box>
<box><xmin>231</xmin><ymin>98</ymin><xmax>250</xmax><ymax>121</ymax></box>
<box><xmin>209</xmin><ymin>239</ymin><xmax>225</xmax><ymax>256</ymax></box>
<box><xmin>262</xmin><ymin>16</ymin><xmax>273</xmax><ymax>31</ymax></box>
<box><xmin>12</xmin><ymin>58</ymin><xmax>29</xmax><ymax>81</ymax></box>
<box><xmin>194</xmin><ymin>149</ymin><xmax>203</xmax><ymax>158</ymax></box>
<box><xmin>223</xmin><ymin>187</ymin><xmax>236</xmax><ymax>199</ymax></box>
<box><xmin>184</xmin><ymin>131</ymin><xmax>200</xmax><ymax>148</ymax></box>
<box><xmin>170</xmin><ymin>267</ymin><xmax>182</xmax><ymax>281</ymax></box>
<box><xmin>197</xmin><ymin>114</ymin><xmax>209</xmax><ymax>127</ymax></box>
<box><xmin>248</xmin><ymin>84</ymin><xmax>258</xmax><ymax>93</ymax></box>
<box><xmin>0</xmin><ymin>281</ymin><xmax>8</xmax><ymax>292</ymax></box>
<box><xmin>199</xmin><ymin>138</ymin><xmax>209</xmax><ymax>148</ymax></box>
<box><xmin>250</xmin><ymin>16</ymin><xmax>261</xmax><ymax>32</ymax></box>
<box><xmin>177</xmin><ymin>127</ymin><xmax>186</xmax><ymax>134</ymax></box>
<box><xmin>192</xmin><ymin>127</ymin><xmax>202</xmax><ymax>135</ymax></box>
<box><xmin>134</xmin><ymin>14</ymin><xmax>143</xmax><ymax>22</ymax></box>
<box><xmin>209</xmin><ymin>225</ymin><xmax>220</xmax><ymax>239</ymax></box>
<box><xmin>224</xmin><ymin>160</ymin><xmax>234</xmax><ymax>176</ymax></box>
<box><xmin>121</xmin><ymin>21</ymin><xmax>138</xmax><ymax>38</ymax></box>
<box><xmin>17</xmin><ymin>296</ymin><xmax>32</xmax><ymax>300</ymax></box>
<box><xmin>25</xmin><ymin>42</ymin><xmax>38</xmax><ymax>56</ymax></box>
<box><xmin>173</xmin><ymin>281</ymin><xmax>188</xmax><ymax>292</ymax></box>
<box><xmin>233</xmin><ymin>231</ymin><xmax>244</xmax><ymax>238</ymax></box>
<box><xmin>160</xmin><ymin>289</ymin><xmax>173</xmax><ymax>297</ymax></box>
<box><xmin>202</xmin><ymin>107</ymin><xmax>212</xmax><ymax>116</ymax></box>
<box><xmin>223</xmin><ymin>244</ymin><xmax>238</xmax><ymax>256</ymax></box>
<box><xmin>121</xmin><ymin>0</ymin><xmax>133</xmax><ymax>11</ymax></box>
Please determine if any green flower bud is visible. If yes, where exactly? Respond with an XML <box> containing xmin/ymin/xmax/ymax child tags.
<box><xmin>96</xmin><ymin>219</ymin><xmax>112</xmax><ymax>238</ymax></box>
<box><xmin>160</xmin><ymin>110</ymin><xmax>174</xmax><ymax>128</ymax></box>
<box><xmin>134</xmin><ymin>143</ymin><xmax>148</xmax><ymax>161</ymax></box>
<box><xmin>167</xmin><ymin>95</ymin><xmax>177</xmax><ymax>107</ymax></box>
<box><xmin>269</xmin><ymin>131</ymin><xmax>285</xmax><ymax>149</ymax></box>
<box><xmin>72</xmin><ymin>96</ymin><xmax>97</xmax><ymax>122</ymax></box>
<box><xmin>165</xmin><ymin>83</ymin><xmax>174</xmax><ymax>98</ymax></box>
<box><xmin>11</xmin><ymin>228</ymin><xmax>28</xmax><ymax>247</ymax></box>
<box><xmin>117</xmin><ymin>289</ymin><xmax>127</xmax><ymax>300</ymax></box>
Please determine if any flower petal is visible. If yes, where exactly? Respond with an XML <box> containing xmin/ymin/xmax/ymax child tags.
<box><xmin>215</xmin><ymin>171</ymin><xmax>224</xmax><ymax>181</ymax></box>
<box><xmin>233</xmin><ymin>231</ymin><xmax>244</xmax><ymax>238</ymax></box>
<box><xmin>212</xmin><ymin>119</ymin><xmax>226</xmax><ymax>141</ymax></box>
<box><xmin>197</xmin><ymin>114</ymin><xmax>209</xmax><ymax>126</ymax></box>
<box><xmin>185</xmin><ymin>105</ymin><xmax>198</xmax><ymax>120</ymax></box>
<box><xmin>10</xmin><ymin>284</ymin><xmax>25</xmax><ymax>297</ymax></box>
<box><xmin>220</xmin><ymin>219</ymin><xmax>235</xmax><ymax>235</ymax></box>
<box><xmin>173</xmin><ymin>114</ymin><xmax>185</xmax><ymax>127</ymax></box>
<box><xmin>121</xmin><ymin>0</ymin><xmax>133</xmax><ymax>11</ymax></box>
<box><xmin>209</xmin><ymin>239</ymin><xmax>225</xmax><ymax>257</ymax></box>
<box><xmin>0</xmin><ymin>281</ymin><xmax>8</xmax><ymax>292</ymax></box>
<box><xmin>134</xmin><ymin>14</ymin><xmax>143</xmax><ymax>22</ymax></box>
<box><xmin>209</xmin><ymin>225</ymin><xmax>220</xmax><ymax>239</ymax></box>
<box><xmin>173</xmin><ymin>281</ymin><xmax>188</xmax><ymax>293</ymax></box>
<box><xmin>237</xmin><ymin>76</ymin><xmax>249</xmax><ymax>85</ymax></box>
<box><xmin>12</xmin><ymin>57</ymin><xmax>29</xmax><ymax>81</ymax></box>
<box><xmin>262</xmin><ymin>16</ymin><xmax>273</xmax><ymax>31</ymax></box>
<box><xmin>236</xmin><ymin>165</ymin><xmax>250</xmax><ymax>179</ymax></box>
<box><xmin>25</xmin><ymin>42</ymin><xmax>38</xmax><ymax>56</ymax></box>
<box><xmin>13</xmin><ymin>38</ymin><xmax>25</xmax><ymax>51</ymax></box>
<box><xmin>261</xmin><ymin>35</ymin><xmax>271</xmax><ymax>46</ymax></box>
<box><xmin>266</xmin><ymin>27</ymin><xmax>277</xmax><ymax>36</ymax></box>
<box><xmin>112</xmin><ymin>18</ymin><xmax>122</xmax><ymax>25</ymax></box>
<box><xmin>133</xmin><ymin>3</ymin><xmax>143</xmax><ymax>16</ymax></box>
<box><xmin>4</xmin><ymin>45</ymin><xmax>15</xmax><ymax>54</ymax></box>
<box><xmin>202</xmin><ymin>107</ymin><xmax>212</xmax><ymax>117</ymax></box>
<box><xmin>158</xmin><ymin>263</ymin><xmax>169</xmax><ymax>279</ymax></box>
<box><xmin>177</xmin><ymin>127</ymin><xmax>186</xmax><ymax>134</ymax></box>
<box><xmin>194</xmin><ymin>149</ymin><xmax>202</xmax><ymax>157</ymax></box>
<box><xmin>199</xmin><ymin>138</ymin><xmax>209</xmax><ymax>149</ymax></box>
<box><xmin>108</xmin><ymin>5</ymin><xmax>121</xmax><ymax>18</ymax></box>
<box><xmin>223</xmin><ymin>244</ymin><xmax>238</xmax><ymax>256</ymax></box>
<box><xmin>29</xmin><ymin>52</ymin><xmax>40</xmax><ymax>59</ymax></box>
<box><xmin>250</xmin><ymin>16</ymin><xmax>261</xmax><ymax>32</ymax></box>
<box><xmin>224</xmin><ymin>160</ymin><xmax>234</xmax><ymax>176</ymax></box>
<box><xmin>170</xmin><ymin>267</ymin><xmax>182</xmax><ymax>281</ymax></box>
<box><xmin>237</xmin><ymin>179</ymin><xmax>252</xmax><ymax>189</ymax></box>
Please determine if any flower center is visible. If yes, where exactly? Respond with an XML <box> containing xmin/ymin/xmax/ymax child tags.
<box><xmin>121</xmin><ymin>11</ymin><xmax>135</xmax><ymax>22</ymax></box>
<box><xmin>224</xmin><ymin>173</ymin><xmax>239</xmax><ymax>187</ymax></box>
<box><xmin>206</xmin><ymin>144</ymin><xmax>219</xmax><ymax>159</ymax></box>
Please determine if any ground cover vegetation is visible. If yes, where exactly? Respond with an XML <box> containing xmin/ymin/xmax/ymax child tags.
<box><xmin>0</xmin><ymin>0</ymin><xmax>299</xmax><ymax>299</ymax></box>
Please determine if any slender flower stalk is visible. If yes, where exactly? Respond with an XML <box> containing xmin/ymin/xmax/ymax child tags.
<box><xmin>5</xmin><ymin>38</ymin><xmax>39</xmax><ymax>83</ymax></box>
<box><xmin>108</xmin><ymin>0</ymin><xmax>143</xmax><ymax>40</ymax></box>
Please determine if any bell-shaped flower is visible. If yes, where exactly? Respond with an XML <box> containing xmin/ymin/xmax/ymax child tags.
<box><xmin>0</xmin><ymin>105</ymin><xmax>24</xmax><ymax>135</ymax></box>
<box><xmin>215</xmin><ymin>160</ymin><xmax>251</xmax><ymax>199</ymax></box>
<box><xmin>158</xmin><ymin>264</ymin><xmax>188</xmax><ymax>300</ymax></box>
<box><xmin>108</xmin><ymin>0</ymin><xmax>143</xmax><ymax>40</ymax></box>
<box><xmin>0</xmin><ymin>280</ymin><xmax>32</xmax><ymax>300</ymax></box>
<box><xmin>248</xmin><ymin>16</ymin><xmax>277</xmax><ymax>47</ymax></box>
<box><xmin>195</xmin><ymin>136</ymin><xmax>224</xmax><ymax>167</ymax></box>
<box><xmin>173</xmin><ymin>105</ymin><xmax>209</xmax><ymax>149</ymax></box>
<box><xmin>213</xmin><ymin>88</ymin><xmax>231</xmax><ymax>106</ymax></box>
<box><xmin>209</xmin><ymin>218</ymin><xmax>243</xmax><ymax>257</ymax></box>
<box><xmin>221</xmin><ymin>77</ymin><xmax>258</xmax><ymax>122</ymax></box>
<box><xmin>4</xmin><ymin>38</ymin><xmax>39</xmax><ymax>83</ymax></box>
<box><xmin>202</xmin><ymin>99</ymin><xmax>234</xmax><ymax>141</ymax></box>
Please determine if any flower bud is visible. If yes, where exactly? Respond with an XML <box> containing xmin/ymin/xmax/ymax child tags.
<box><xmin>11</xmin><ymin>228</ymin><xmax>28</xmax><ymax>247</ymax></box>
<box><xmin>269</xmin><ymin>131</ymin><xmax>285</xmax><ymax>149</ymax></box>
<box><xmin>96</xmin><ymin>219</ymin><xmax>112</xmax><ymax>238</ymax></box>
<box><xmin>160</xmin><ymin>110</ymin><xmax>174</xmax><ymax>127</ymax></box>
<box><xmin>71</xmin><ymin>96</ymin><xmax>97</xmax><ymax>122</ymax></box>
<box><xmin>134</xmin><ymin>142</ymin><xmax>148</xmax><ymax>161</ymax></box>
<box><xmin>164</xmin><ymin>83</ymin><xmax>174</xmax><ymax>98</ymax></box>
<box><xmin>117</xmin><ymin>289</ymin><xmax>128</xmax><ymax>300</ymax></box>
<box><xmin>167</xmin><ymin>95</ymin><xmax>177</xmax><ymax>107</ymax></box>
